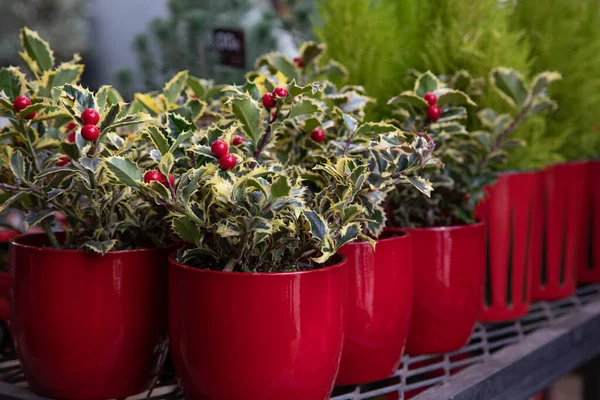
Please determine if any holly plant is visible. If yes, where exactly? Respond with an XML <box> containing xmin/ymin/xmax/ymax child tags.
<box><xmin>0</xmin><ymin>28</ymin><xmax>168</xmax><ymax>253</ymax></box>
<box><xmin>106</xmin><ymin>47</ymin><xmax>436</xmax><ymax>272</ymax></box>
<box><xmin>386</xmin><ymin>69</ymin><xmax>560</xmax><ymax>228</ymax></box>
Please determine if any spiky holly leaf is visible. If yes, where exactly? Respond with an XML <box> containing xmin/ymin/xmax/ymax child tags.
<box><xmin>437</xmin><ymin>90</ymin><xmax>477</xmax><ymax>107</ymax></box>
<box><xmin>271</xmin><ymin>175</ymin><xmax>291</xmax><ymax>198</ymax></box>
<box><xmin>20</xmin><ymin>27</ymin><xmax>55</xmax><ymax>73</ymax></box>
<box><xmin>105</xmin><ymin>156</ymin><xmax>143</xmax><ymax>188</ymax></box>
<box><xmin>60</xmin><ymin>84</ymin><xmax>97</xmax><ymax>114</ymax></box>
<box><xmin>163</xmin><ymin>70</ymin><xmax>189</xmax><ymax>105</ymax></box>
<box><xmin>288</xmin><ymin>98</ymin><xmax>324</xmax><ymax>119</ymax></box>
<box><xmin>387</xmin><ymin>91</ymin><xmax>428</xmax><ymax>109</ymax></box>
<box><xmin>298</xmin><ymin>42</ymin><xmax>325</xmax><ymax>67</ymax></box>
<box><xmin>229</xmin><ymin>93</ymin><xmax>262</xmax><ymax>144</ymax></box>
<box><xmin>83</xmin><ymin>240</ymin><xmax>117</xmax><ymax>254</ymax></box>
<box><xmin>172</xmin><ymin>218</ymin><xmax>200</xmax><ymax>246</ymax></box>
<box><xmin>24</xmin><ymin>209</ymin><xmax>56</xmax><ymax>229</ymax></box>
<box><xmin>255</xmin><ymin>52</ymin><xmax>298</xmax><ymax>82</ymax></box>
<box><xmin>490</xmin><ymin>67</ymin><xmax>528</xmax><ymax>109</ymax></box>
<box><xmin>0</xmin><ymin>67</ymin><xmax>27</xmax><ymax>101</ymax></box>
<box><xmin>414</xmin><ymin>71</ymin><xmax>443</xmax><ymax>97</ymax></box>
<box><xmin>96</xmin><ymin>86</ymin><xmax>123</xmax><ymax>115</ymax></box>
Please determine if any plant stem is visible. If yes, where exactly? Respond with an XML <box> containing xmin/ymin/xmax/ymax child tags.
<box><xmin>20</xmin><ymin>119</ymin><xmax>40</xmax><ymax>173</ymax></box>
<box><xmin>223</xmin><ymin>232</ymin><xmax>249</xmax><ymax>272</ymax></box>
<box><xmin>250</xmin><ymin>106</ymin><xmax>280</xmax><ymax>169</ymax></box>
<box><xmin>0</xmin><ymin>183</ymin><xmax>22</xmax><ymax>192</ymax></box>
<box><xmin>476</xmin><ymin>98</ymin><xmax>534</xmax><ymax>171</ymax></box>
<box><xmin>41</xmin><ymin>219</ymin><xmax>60</xmax><ymax>249</ymax></box>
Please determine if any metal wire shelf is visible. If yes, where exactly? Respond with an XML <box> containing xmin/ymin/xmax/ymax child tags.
<box><xmin>1</xmin><ymin>284</ymin><xmax>599</xmax><ymax>400</ymax></box>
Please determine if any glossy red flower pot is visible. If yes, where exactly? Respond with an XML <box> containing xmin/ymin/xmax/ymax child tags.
<box><xmin>0</xmin><ymin>229</ymin><xmax>19</xmax><ymax>325</ymax></box>
<box><xmin>335</xmin><ymin>231</ymin><xmax>412</xmax><ymax>385</ymax></box>
<box><xmin>404</xmin><ymin>222</ymin><xmax>485</xmax><ymax>354</ymax></box>
<box><xmin>169</xmin><ymin>255</ymin><xmax>347</xmax><ymax>400</ymax></box>
<box><xmin>579</xmin><ymin>160</ymin><xmax>600</xmax><ymax>282</ymax></box>
<box><xmin>477</xmin><ymin>171</ymin><xmax>540</xmax><ymax>322</ymax></box>
<box><xmin>10</xmin><ymin>233</ymin><xmax>170</xmax><ymax>400</ymax></box>
<box><xmin>531</xmin><ymin>161</ymin><xmax>590</xmax><ymax>300</ymax></box>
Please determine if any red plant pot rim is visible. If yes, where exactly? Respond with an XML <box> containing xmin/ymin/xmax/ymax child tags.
<box><xmin>10</xmin><ymin>232</ymin><xmax>176</xmax><ymax>255</ymax></box>
<box><xmin>547</xmin><ymin>159</ymin><xmax>590</xmax><ymax>168</ymax></box>
<box><xmin>400</xmin><ymin>220</ymin><xmax>484</xmax><ymax>233</ymax></box>
<box><xmin>342</xmin><ymin>230</ymin><xmax>410</xmax><ymax>249</ymax></box>
<box><xmin>0</xmin><ymin>230</ymin><xmax>20</xmax><ymax>243</ymax></box>
<box><xmin>168</xmin><ymin>253</ymin><xmax>347</xmax><ymax>277</ymax></box>
<box><xmin>497</xmin><ymin>169</ymin><xmax>542</xmax><ymax>177</ymax></box>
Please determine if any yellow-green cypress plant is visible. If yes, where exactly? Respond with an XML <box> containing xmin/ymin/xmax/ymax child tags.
<box><xmin>314</xmin><ymin>0</ymin><xmax>564</xmax><ymax>170</ymax></box>
<box><xmin>510</xmin><ymin>0</ymin><xmax>600</xmax><ymax>160</ymax></box>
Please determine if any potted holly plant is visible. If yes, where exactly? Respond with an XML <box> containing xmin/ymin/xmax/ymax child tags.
<box><xmin>253</xmin><ymin>43</ymin><xmax>439</xmax><ymax>386</ymax></box>
<box><xmin>107</xmin><ymin>43</ymin><xmax>436</xmax><ymax>398</ymax></box>
<box><xmin>0</xmin><ymin>28</ymin><xmax>172</xmax><ymax>400</ymax></box>
<box><xmin>385</xmin><ymin>68</ymin><xmax>559</xmax><ymax>353</ymax></box>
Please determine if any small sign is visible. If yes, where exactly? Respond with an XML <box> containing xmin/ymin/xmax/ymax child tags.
<box><xmin>212</xmin><ymin>28</ymin><xmax>246</xmax><ymax>69</ymax></box>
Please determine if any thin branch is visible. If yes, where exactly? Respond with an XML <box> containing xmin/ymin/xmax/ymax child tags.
<box><xmin>41</xmin><ymin>219</ymin><xmax>60</xmax><ymax>249</ymax></box>
<box><xmin>250</xmin><ymin>106</ymin><xmax>280</xmax><ymax>169</ymax></box>
<box><xmin>223</xmin><ymin>232</ymin><xmax>250</xmax><ymax>272</ymax></box>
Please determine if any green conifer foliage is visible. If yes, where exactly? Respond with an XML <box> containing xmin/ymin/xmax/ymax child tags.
<box><xmin>510</xmin><ymin>0</ymin><xmax>600</xmax><ymax>159</ymax></box>
<box><xmin>315</xmin><ymin>0</ymin><xmax>565</xmax><ymax>170</ymax></box>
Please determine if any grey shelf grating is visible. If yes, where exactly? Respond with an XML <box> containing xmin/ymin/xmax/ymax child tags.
<box><xmin>0</xmin><ymin>284</ymin><xmax>599</xmax><ymax>400</ymax></box>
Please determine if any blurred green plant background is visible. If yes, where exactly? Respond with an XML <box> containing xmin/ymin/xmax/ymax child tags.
<box><xmin>315</xmin><ymin>0</ymin><xmax>600</xmax><ymax>165</ymax></box>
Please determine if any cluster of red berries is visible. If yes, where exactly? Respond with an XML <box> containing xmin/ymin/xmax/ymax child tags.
<box><xmin>293</xmin><ymin>57</ymin><xmax>304</xmax><ymax>68</ymax></box>
<box><xmin>143</xmin><ymin>170</ymin><xmax>175</xmax><ymax>187</ymax></box>
<box><xmin>261</xmin><ymin>87</ymin><xmax>289</xmax><ymax>109</ymax></box>
<box><xmin>13</xmin><ymin>95</ymin><xmax>36</xmax><ymax>120</ymax></box>
<box><xmin>211</xmin><ymin>139</ymin><xmax>237</xmax><ymax>170</ymax></box>
<box><xmin>423</xmin><ymin>92</ymin><xmax>441</xmax><ymax>121</ymax></box>
<box><xmin>79</xmin><ymin>108</ymin><xmax>100</xmax><ymax>141</ymax></box>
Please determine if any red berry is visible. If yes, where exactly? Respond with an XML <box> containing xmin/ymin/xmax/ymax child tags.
<box><xmin>144</xmin><ymin>170</ymin><xmax>162</xmax><ymax>184</ymax></box>
<box><xmin>160</xmin><ymin>173</ymin><xmax>175</xmax><ymax>187</ymax></box>
<box><xmin>66</xmin><ymin>122</ymin><xmax>77</xmax><ymax>131</ymax></box>
<box><xmin>293</xmin><ymin>57</ymin><xmax>304</xmax><ymax>68</ymax></box>
<box><xmin>211</xmin><ymin>139</ymin><xmax>229</xmax><ymax>157</ymax></box>
<box><xmin>219</xmin><ymin>153</ymin><xmax>237</xmax><ymax>170</ymax></box>
<box><xmin>311</xmin><ymin>127</ymin><xmax>326</xmax><ymax>143</ymax></box>
<box><xmin>67</xmin><ymin>132</ymin><xmax>76</xmax><ymax>143</ymax></box>
<box><xmin>261</xmin><ymin>93</ymin><xmax>276</xmax><ymax>109</ymax></box>
<box><xmin>13</xmin><ymin>96</ymin><xmax>31</xmax><ymax>112</ymax></box>
<box><xmin>81</xmin><ymin>124</ymin><xmax>100</xmax><ymax>141</ymax></box>
<box><xmin>24</xmin><ymin>111</ymin><xmax>36</xmax><ymax>120</ymax></box>
<box><xmin>56</xmin><ymin>156</ymin><xmax>70</xmax><ymax>167</ymax></box>
<box><xmin>190</xmin><ymin>94</ymin><xmax>199</xmax><ymax>99</ymax></box>
<box><xmin>232</xmin><ymin>135</ymin><xmax>245</xmax><ymax>146</ymax></box>
<box><xmin>273</xmin><ymin>87</ymin><xmax>288</xmax><ymax>98</ymax></box>
<box><xmin>423</xmin><ymin>92</ymin><xmax>437</xmax><ymax>106</ymax></box>
<box><xmin>81</xmin><ymin>108</ymin><xmax>100</xmax><ymax>125</ymax></box>
<box><xmin>427</xmin><ymin>105</ymin><xmax>441</xmax><ymax>121</ymax></box>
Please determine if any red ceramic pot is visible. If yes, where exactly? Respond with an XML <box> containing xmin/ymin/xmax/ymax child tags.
<box><xmin>477</xmin><ymin>171</ymin><xmax>541</xmax><ymax>322</ymax></box>
<box><xmin>169</xmin><ymin>255</ymin><xmax>347</xmax><ymax>400</ymax></box>
<box><xmin>579</xmin><ymin>160</ymin><xmax>600</xmax><ymax>282</ymax></box>
<box><xmin>531</xmin><ymin>161</ymin><xmax>590</xmax><ymax>300</ymax></box>
<box><xmin>0</xmin><ymin>229</ymin><xmax>19</xmax><ymax>324</ymax></box>
<box><xmin>10</xmin><ymin>233</ymin><xmax>170</xmax><ymax>400</ymax></box>
<box><xmin>404</xmin><ymin>222</ymin><xmax>485</xmax><ymax>354</ymax></box>
<box><xmin>335</xmin><ymin>230</ymin><xmax>412</xmax><ymax>385</ymax></box>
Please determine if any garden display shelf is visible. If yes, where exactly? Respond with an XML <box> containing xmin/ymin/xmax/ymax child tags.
<box><xmin>0</xmin><ymin>285</ymin><xmax>600</xmax><ymax>400</ymax></box>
